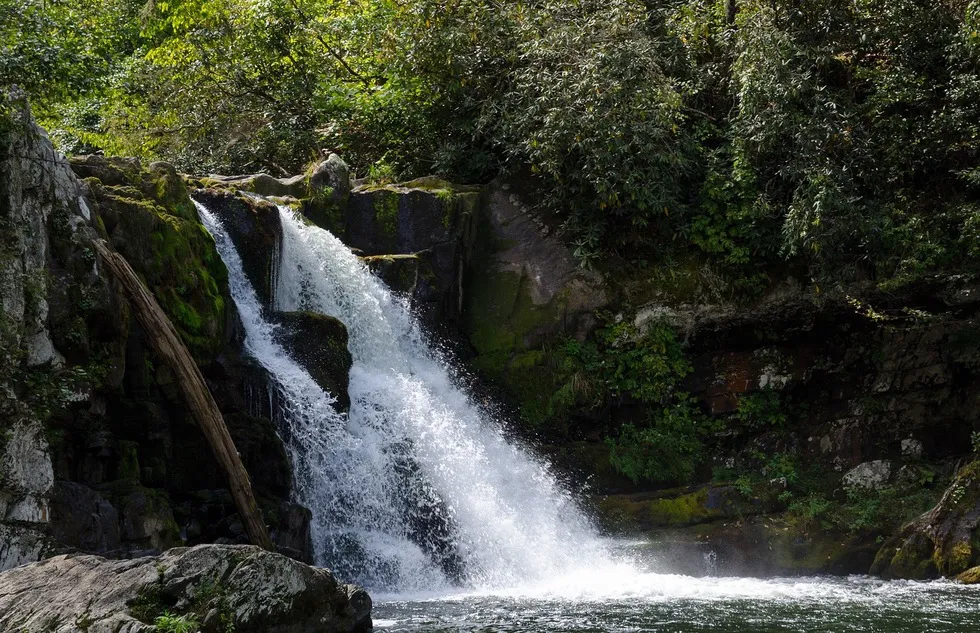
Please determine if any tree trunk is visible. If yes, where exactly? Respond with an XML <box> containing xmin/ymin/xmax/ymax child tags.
<box><xmin>92</xmin><ymin>240</ymin><xmax>274</xmax><ymax>552</ymax></box>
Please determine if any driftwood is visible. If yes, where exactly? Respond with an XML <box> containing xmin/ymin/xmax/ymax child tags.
<box><xmin>92</xmin><ymin>240</ymin><xmax>274</xmax><ymax>551</ymax></box>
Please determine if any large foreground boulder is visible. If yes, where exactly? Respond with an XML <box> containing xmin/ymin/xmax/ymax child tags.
<box><xmin>0</xmin><ymin>544</ymin><xmax>372</xmax><ymax>633</ymax></box>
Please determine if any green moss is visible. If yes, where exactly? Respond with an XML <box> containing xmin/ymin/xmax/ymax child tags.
<box><xmin>598</xmin><ymin>486</ymin><xmax>757</xmax><ymax>531</ymax></box>
<box><xmin>956</xmin><ymin>566</ymin><xmax>980</xmax><ymax>584</ymax></box>
<box><xmin>117</xmin><ymin>440</ymin><xmax>141</xmax><ymax>481</ymax></box>
<box><xmin>938</xmin><ymin>541</ymin><xmax>975</xmax><ymax>576</ymax></box>
<box><xmin>375</xmin><ymin>190</ymin><xmax>399</xmax><ymax>240</ymax></box>
<box><xmin>466</xmin><ymin>268</ymin><xmax>562</xmax><ymax>358</ymax></box>
<box><xmin>80</xmin><ymin>160</ymin><xmax>227</xmax><ymax>362</ymax></box>
<box><xmin>147</xmin><ymin>166</ymin><xmax>197</xmax><ymax>222</ymax></box>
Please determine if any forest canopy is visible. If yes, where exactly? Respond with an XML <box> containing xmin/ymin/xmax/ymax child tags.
<box><xmin>4</xmin><ymin>0</ymin><xmax>980</xmax><ymax>286</ymax></box>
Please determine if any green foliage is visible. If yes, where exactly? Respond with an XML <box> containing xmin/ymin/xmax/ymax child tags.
<box><xmin>607</xmin><ymin>398</ymin><xmax>705</xmax><ymax>484</ymax></box>
<box><xmin>9</xmin><ymin>0</ymin><xmax>980</xmax><ymax>283</ymax></box>
<box><xmin>155</xmin><ymin>612</ymin><xmax>199</xmax><ymax>633</ymax></box>
<box><xmin>734</xmin><ymin>389</ymin><xmax>788</xmax><ymax>430</ymax></box>
<box><xmin>557</xmin><ymin>320</ymin><xmax>711</xmax><ymax>485</ymax></box>
<box><xmin>558</xmin><ymin>321</ymin><xmax>692</xmax><ymax>407</ymax></box>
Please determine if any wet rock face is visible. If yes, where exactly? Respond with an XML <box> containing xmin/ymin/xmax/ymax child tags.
<box><xmin>271</xmin><ymin>311</ymin><xmax>353</xmax><ymax>411</ymax></box>
<box><xmin>191</xmin><ymin>188</ymin><xmax>283</xmax><ymax>308</ymax></box>
<box><xmin>344</xmin><ymin>178</ymin><xmax>483</xmax><ymax>327</ymax></box>
<box><xmin>0</xmin><ymin>544</ymin><xmax>372</xmax><ymax>633</ymax></box>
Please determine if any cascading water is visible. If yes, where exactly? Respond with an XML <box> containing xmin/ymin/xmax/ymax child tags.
<box><xmin>197</xmin><ymin>198</ymin><xmax>980</xmax><ymax>632</ymax></box>
<box><xmin>196</xmin><ymin>199</ymin><xmax>615</xmax><ymax>593</ymax></box>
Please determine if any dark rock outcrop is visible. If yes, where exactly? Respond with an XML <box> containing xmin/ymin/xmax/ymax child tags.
<box><xmin>343</xmin><ymin>178</ymin><xmax>483</xmax><ymax>327</ymax></box>
<box><xmin>461</xmin><ymin>180</ymin><xmax>608</xmax><ymax>427</ymax></box>
<box><xmin>272</xmin><ymin>311</ymin><xmax>353</xmax><ymax>411</ymax></box>
<box><xmin>190</xmin><ymin>188</ymin><xmax>283</xmax><ymax>308</ymax></box>
<box><xmin>0</xmin><ymin>544</ymin><xmax>371</xmax><ymax>633</ymax></box>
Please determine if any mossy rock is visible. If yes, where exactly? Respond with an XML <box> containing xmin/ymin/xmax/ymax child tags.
<box><xmin>872</xmin><ymin>460</ymin><xmax>980</xmax><ymax>579</ymax></box>
<box><xmin>956</xmin><ymin>565</ymin><xmax>980</xmax><ymax>584</ymax></box>
<box><xmin>271</xmin><ymin>312</ymin><xmax>352</xmax><ymax>411</ymax></box>
<box><xmin>345</xmin><ymin>180</ymin><xmax>481</xmax><ymax>256</ymax></box>
<box><xmin>301</xmin><ymin>196</ymin><xmax>347</xmax><ymax>237</ymax></box>
<box><xmin>73</xmin><ymin>158</ymin><xmax>228</xmax><ymax>363</ymax></box>
<box><xmin>461</xmin><ymin>182</ymin><xmax>606</xmax><ymax>428</ymax></box>
<box><xmin>597</xmin><ymin>483</ymin><xmax>781</xmax><ymax>532</ymax></box>
<box><xmin>71</xmin><ymin>156</ymin><xmax>196</xmax><ymax>221</ymax></box>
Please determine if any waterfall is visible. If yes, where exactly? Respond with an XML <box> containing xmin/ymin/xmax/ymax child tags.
<box><xmin>196</xmin><ymin>199</ymin><xmax>613</xmax><ymax>593</ymax></box>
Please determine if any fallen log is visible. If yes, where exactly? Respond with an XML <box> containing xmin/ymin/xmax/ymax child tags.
<box><xmin>92</xmin><ymin>239</ymin><xmax>274</xmax><ymax>551</ymax></box>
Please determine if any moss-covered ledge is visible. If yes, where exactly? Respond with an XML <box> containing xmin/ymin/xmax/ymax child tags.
<box><xmin>71</xmin><ymin>156</ymin><xmax>228</xmax><ymax>362</ymax></box>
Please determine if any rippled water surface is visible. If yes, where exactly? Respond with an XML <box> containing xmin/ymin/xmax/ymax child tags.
<box><xmin>373</xmin><ymin>546</ymin><xmax>980</xmax><ymax>632</ymax></box>
<box><xmin>374</xmin><ymin>575</ymin><xmax>980</xmax><ymax>632</ymax></box>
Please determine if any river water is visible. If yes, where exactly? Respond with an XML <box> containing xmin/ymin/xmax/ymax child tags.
<box><xmin>374</xmin><ymin>541</ymin><xmax>980</xmax><ymax>632</ymax></box>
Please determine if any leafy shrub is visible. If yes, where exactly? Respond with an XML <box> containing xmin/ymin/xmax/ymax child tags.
<box><xmin>607</xmin><ymin>399</ymin><xmax>705</xmax><ymax>485</ymax></box>
<box><xmin>155</xmin><ymin>612</ymin><xmax>200</xmax><ymax>633</ymax></box>
<box><xmin>734</xmin><ymin>389</ymin><xmax>787</xmax><ymax>430</ymax></box>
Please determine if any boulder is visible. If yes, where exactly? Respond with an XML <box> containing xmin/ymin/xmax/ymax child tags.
<box><xmin>204</xmin><ymin>172</ymin><xmax>309</xmax><ymax>199</ymax></box>
<box><xmin>309</xmin><ymin>154</ymin><xmax>351</xmax><ymax>203</ymax></box>
<box><xmin>0</xmin><ymin>544</ymin><xmax>372</xmax><ymax>633</ymax></box>
<box><xmin>843</xmin><ymin>460</ymin><xmax>892</xmax><ymax>490</ymax></box>
<box><xmin>957</xmin><ymin>565</ymin><xmax>980</xmax><ymax>584</ymax></box>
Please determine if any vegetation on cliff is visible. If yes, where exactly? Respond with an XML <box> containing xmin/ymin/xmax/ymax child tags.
<box><xmin>5</xmin><ymin>0</ymin><xmax>980</xmax><ymax>288</ymax></box>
